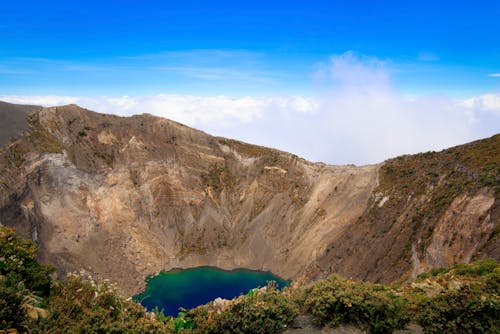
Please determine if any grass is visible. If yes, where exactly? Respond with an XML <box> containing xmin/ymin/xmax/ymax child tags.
<box><xmin>217</xmin><ymin>138</ymin><xmax>274</xmax><ymax>158</ymax></box>
<box><xmin>371</xmin><ymin>134</ymin><xmax>500</xmax><ymax>255</ymax></box>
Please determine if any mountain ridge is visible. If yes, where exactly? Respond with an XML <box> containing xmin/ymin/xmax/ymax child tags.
<box><xmin>0</xmin><ymin>101</ymin><xmax>498</xmax><ymax>296</ymax></box>
<box><xmin>0</xmin><ymin>100</ymin><xmax>42</xmax><ymax>147</ymax></box>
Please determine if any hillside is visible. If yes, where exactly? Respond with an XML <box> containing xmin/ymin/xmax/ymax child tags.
<box><xmin>0</xmin><ymin>101</ymin><xmax>42</xmax><ymax>147</ymax></box>
<box><xmin>0</xmin><ymin>101</ymin><xmax>498</xmax><ymax>296</ymax></box>
<box><xmin>308</xmin><ymin>133</ymin><xmax>500</xmax><ymax>284</ymax></box>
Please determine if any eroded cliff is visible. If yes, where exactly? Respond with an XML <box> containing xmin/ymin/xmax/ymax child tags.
<box><xmin>0</xmin><ymin>102</ymin><xmax>498</xmax><ymax>296</ymax></box>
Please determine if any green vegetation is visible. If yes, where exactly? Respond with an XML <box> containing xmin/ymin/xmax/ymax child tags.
<box><xmin>217</xmin><ymin>138</ymin><xmax>274</xmax><ymax>158</ymax></box>
<box><xmin>37</xmin><ymin>275</ymin><xmax>172</xmax><ymax>333</ymax></box>
<box><xmin>303</xmin><ymin>275</ymin><xmax>409</xmax><ymax>333</ymax></box>
<box><xmin>380</xmin><ymin>135</ymin><xmax>499</xmax><ymax>200</ymax></box>
<box><xmin>181</xmin><ymin>281</ymin><xmax>297</xmax><ymax>334</ymax></box>
<box><xmin>0</xmin><ymin>225</ymin><xmax>54</xmax><ymax>332</ymax></box>
<box><xmin>417</xmin><ymin>285</ymin><xmax>498</xmax><ymax>333</ymax></box>
<box><xmin>374</xmin><ymin>134</ymin><xmax>500</xmax><ymax>255</ymax></box>
<box><xmin>410</xmin><ymin>259</ymin><xmax>500</xmax><ymax>333</ymax></box>
<box><xmin>1</xmin><ymin>224</ymin><xmax>498</xmax><ymax>333</ymax></box>
<box><xmin>0</xmin><ymin>225</ymin><xmax>171</xmax><ymax>333</ymax></box>
<box><xmin>0</xmin><ymin>227</ymin><xmax>53</xmax><ymax>294</ymax></box>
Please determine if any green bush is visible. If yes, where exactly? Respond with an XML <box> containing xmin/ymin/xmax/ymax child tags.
<box><xmin>303</xmin><ymin>275</ymin><xmax>409</xmax><ymax>334</ymax></box>
<box><xmin>417</xmin><ymin>267</ymin><xmax>450</xmax><ymax>280</ymax></box>
<box><xmin>172</xmin><ymin>310</ymin><xmax>195</xmax><ymax>332</ymax></box>
<box><xmin>0</xmin><ymin>273</ymin><xmax>28</xmax><ymax>331</ymax></box>
<box><xmin>0</xmin><ymin>225</ymin><xmax>174</xmax><ymax>333</ymax></box>
<box><xmin>417</xmin><ymin>284</ymin><xmax>499</xmax><ymax>334</ymax></box>
<box><xmin>453</xmin><ymin>258</ymin><xmax>498</xmax><ymax>276</ymax></box>
<box><xmin>0</xmin><ymin>225</ymin><xmax>54</xmax><ymax>331</ymax></box>
<box><xmin>409</xmin><ymin>259</ymin><xmax>500</xmax><ymax>333</ymax></box>
<box><xmin>185</xmin><ymin>282</ymin><xmax>297</xmax><ymax>334</ymax></box>
<box><xmin>38</xmin><ymin>274</ymin><xmax>173</xmax><ymax>333</ymax></box>
<box><xmin>0</xmin><ymin>225</ymin><xmax>54</xmax><ymax>296</ymax></box>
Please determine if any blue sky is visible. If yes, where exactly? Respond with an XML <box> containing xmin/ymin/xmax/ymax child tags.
<box><xmin>1</xmin><ymin>1</ymin><xmax>499</xmax><ymax>164</ymax></box>
<box><xmin>1</xmin><ymin>0</ymin><xmax>499</xmax><ymax>96</ymax></box>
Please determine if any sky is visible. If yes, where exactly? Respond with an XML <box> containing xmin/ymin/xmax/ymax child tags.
<box><xmin>1</xmin><ymin>0</ymin><xmax>499</xmax><ymax>164</ymax></box>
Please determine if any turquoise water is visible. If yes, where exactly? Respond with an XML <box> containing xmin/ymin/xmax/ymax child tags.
<box><xmin>133</xmin><ymin>267</ymin><xmax>289</xmax><ymax>316</ymax></box>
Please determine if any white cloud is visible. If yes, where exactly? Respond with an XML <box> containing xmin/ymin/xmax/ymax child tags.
<box><xmin>488</xmin><ymin>73</ymin><xmax>500</xmax><ymax>77</ymax></box>
<box><xmin>461</xmin><ymin>94</ymin><xmax>500</xmax><ymax>114</ymax></box>
<box><xmin>1</xmin><ymin>52</ymin><xmax>499</xmax><ymax>165</ymax></box>
<box><xmin>0</xmin><ymin>94</ymin><xmax>318</xmax><ymax>129</ymax></box>
<box><xmin>302</xmin><ymin>52</ymin><xmax>499</xmax><ymax>164</ymax></box>
<box><xmin>314</xmin><ymin>52</ymin><xmax>391</xmax><ymax>93</ymax></box>
<box><xmin>1</xmin><ymin>95</ymin><xmax>79</xmax><ymax>106</ymax></box>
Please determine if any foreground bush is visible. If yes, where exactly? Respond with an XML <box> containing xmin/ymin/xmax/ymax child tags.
<box><xmin>417</xmin><ymin>285</ymin><xmax>499</xmax><ymax>334</ymax></box>
<box><xmin>0</xmin><ymin>273</ymin><xmax>29</xmax><ymax>331</ymax></box>
<box><xmin>0</xmin><ymin>226</ymin><xmax>54</xmax><ymax>296</ymax></box>
<box><xmin>303</xmin><ymin>274</ymin><xmax>409</xmax><ymax>334</ymax></box>
<box><xmin>2</xmin><ymin>223</ymin><xmax>499</xmax><ymax>333</ymax></box>
<box><xmin>411</xmin><ymin>259</ymin><xmax>500</xmax><ymax>334</ymax></box>
<box><xmin>0</xmin><ymin>225</ymin><xmax>54</xmax><ymax>331</ymax></box>
<box><xmin>36</xmin><ymin>274</ymin><xmax>173</xmax><ymax>333</ymax></box>
<box><xmin>1</xmin><ymin>225</ymin><xmax>172</xmax><ymax>333</ymax></box>
<box><xmin>183</xmin><ymin>282</ymin><xmax>297</xmax><ymax>334</ymax></box>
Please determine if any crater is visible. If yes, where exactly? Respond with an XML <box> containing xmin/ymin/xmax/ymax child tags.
<box><xmin>133</xmin><ymin>266</ymin><xmax>289</xmax><ymax>316</ymax></box>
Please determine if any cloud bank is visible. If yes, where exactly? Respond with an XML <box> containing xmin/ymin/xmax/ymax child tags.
<box><xmin>2</xmin><ymin>53</ymin><xmax>499</xmax><ymax>165</ymax></box>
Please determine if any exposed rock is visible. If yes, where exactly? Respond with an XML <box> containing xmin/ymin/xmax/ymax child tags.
<box><xmin>0</xmin><ymin>102</ymin><xmax>498</xmax><ymax>296</ymax></box>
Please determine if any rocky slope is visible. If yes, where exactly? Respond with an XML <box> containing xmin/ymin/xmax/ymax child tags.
<box><xmin>0</xmin><ymin>101</ymin><xmax>498</xmax><ymax>296</ymax></box>
<box><xmin>0</xmin><ymin>101</ymin><xmax>42</xmax><ymax>146</ymax></box>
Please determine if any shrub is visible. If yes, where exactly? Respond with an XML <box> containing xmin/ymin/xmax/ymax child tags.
<box><xmin>0</xmin><ymin>225</ymin><xmax>54</xmax><ymax>296</ymax></box>
<box><xmin>38</xmin><ymin>274</ymin><xmax>173</xmax><ymax>333</ymax></box>
<box><xmin>0</xmin><ymin>273</ymin><xmax>28</xmax><ymax>331</ymax></box>
<box><xmin>409</xmin><ymin>259</ymin><xmax>500</xmax><ymax>333</ymax></box>
<box><xmin>0</xmin><ymin>225</ymin><xmax>54</xmax><ymax>331</ymax></box>
<box><xmin>453</xmin><ymin>258</ymin><xmax>498</xmax><ymax>276</ymax></box>
<box><xmin>0</xmin><ymin>225</ymin><xmax>173</xmax><ymax>333</ymax></box>
<box><xmin>303</xmin><ymin>275</ymin><xmax>409</xmax><ymax>334</ymax></box>
<box><xmin>171</xmin><ymin>310</ymin><xmax>195</xmax><ymax>332</ymax></box>
<box><xmin>417</xmin><ymin>284</ymin><xmax>499</xmax><ymax>333</ymax></box>
<box><xmin>185</xmin><ymin>282</ymin><xmax>297</xmax><ymax>334</ymax></box>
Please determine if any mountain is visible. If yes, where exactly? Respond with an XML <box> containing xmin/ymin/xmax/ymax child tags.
<box><xmin>0</xmin><ymin>101</ymin><xmax>498</xmax><ymax>296</ymax></box>
<box><xmin>0</xmin><ymin>101</ymin><xmax>42</xmax><ymax>147</ymax></box>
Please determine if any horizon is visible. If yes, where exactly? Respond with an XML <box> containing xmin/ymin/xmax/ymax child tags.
<box><xmin>1</xmin><ymin>1</ymin><xmax>499</xmax><ymax>164</ymax></box>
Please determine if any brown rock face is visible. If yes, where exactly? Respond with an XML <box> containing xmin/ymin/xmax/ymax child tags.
<box><xmin>0</xmin><ymin>102</ymin><xmax>498</xmax><ymax>296</ymax></box>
